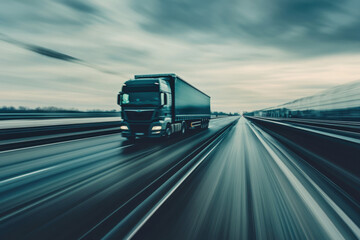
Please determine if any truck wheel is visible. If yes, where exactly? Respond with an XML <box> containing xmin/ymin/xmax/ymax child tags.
<box><xmin>164</xmin><ymin>126</ymin><xmax>171</xmax><ymax>138</ymax></box>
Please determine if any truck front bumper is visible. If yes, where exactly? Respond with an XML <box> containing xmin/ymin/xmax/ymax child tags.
<box><xmin>120</xmin><ymin>121</ymin><xmax>166</xmax><ymax>138</ymax></box>
<box><xmin>121</xmin><ymin>130</ymin><xmax>164</xmax><ymax>138</ymax></box>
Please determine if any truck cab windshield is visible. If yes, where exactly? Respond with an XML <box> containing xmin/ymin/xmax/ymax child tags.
<box><xmin>121</xmin><ymin>92</ymin><xmax>160</xmax><ymax>106</ymax></box>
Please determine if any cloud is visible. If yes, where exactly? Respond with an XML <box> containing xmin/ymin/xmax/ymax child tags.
<box><xmin>0</xmin><ymin>0</ymin><xmax>104</xmax><ymax>34</ymax></box>
<box><xmin>59</xmin><ymin>0</ymin><xmax>99</xmax><ymax>14</ymax></box>
<box><xmin>131</xmin><ymin>0</ymin><xmax>360</xmax><ymax>57</ymax></box>
<box><xmin>0</xmin><ymin>32</ymin><xmax>126</xmax><ymax>76</ymax></box>
<box><xmin>1</xmin><ymin>0</ymin><xmax>359</xmax><ymax>112</ymax></box>
<box><xmin>25</xmin><ymin>45</ymin><xmax>80</xmax><ymax>62</ymax></box>
<box><xmin>0</xmin><ymin>32</ymin><xmax>79</xmax><ymax>62</ymax></box>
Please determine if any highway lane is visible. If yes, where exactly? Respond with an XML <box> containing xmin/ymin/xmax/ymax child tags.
<box><xmin>134</xmin><ymin>117</ymin><xmax>359</xmax><ymax>240</ymax></box>
<box><xmin>1</xmin><ymin>116</ymin><xmax>359</xmax><ymax>239</ymax></box>
<box><xmin>0</xmin><ymin>117</ymin><xmax>237</xmax><ymax>239</ymax></box>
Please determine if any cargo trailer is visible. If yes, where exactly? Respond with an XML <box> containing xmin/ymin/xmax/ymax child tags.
<box><xmin>117</xmin><ymin>73</ymin><xmax>210</xmax><ymax>139</ymax></box>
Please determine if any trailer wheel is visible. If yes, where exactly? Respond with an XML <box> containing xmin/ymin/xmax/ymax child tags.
<box><xmin>204</xmin><ymin>120</ymin><xmax>209</xmax><ymax>129</ymax></box>
<box><xmin>201</xmin><ymin>120</ymin><xmax>205</xmax><ymax>129</ymax></box>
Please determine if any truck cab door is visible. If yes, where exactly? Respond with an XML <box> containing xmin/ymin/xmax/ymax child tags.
<box><xmin>160</xmin><ymin>92</ymin><xmax>167</xmax><ymax>106</ymax></box>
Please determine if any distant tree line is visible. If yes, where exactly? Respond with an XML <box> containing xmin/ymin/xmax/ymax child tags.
<box><xmin>0</xmin><ymin>106</ymin><xmax>119</xmax><ymax>113</ymax></box>
<box><xmin>212</xmin><ymin>111</ymin><xmax>240</xmax><ymax>116</ymax></box>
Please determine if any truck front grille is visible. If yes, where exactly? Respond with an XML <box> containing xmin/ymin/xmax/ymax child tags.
<box><xmin>125</xmin><ymin>111</ymin><xmax>154</xmax><ymax>121</ymax></box>
<box><xmin>130</xmin><ymin>124</ymin><xmax>149</xmax><ymax>133</ymax></box>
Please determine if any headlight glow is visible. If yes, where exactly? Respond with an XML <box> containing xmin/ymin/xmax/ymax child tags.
<box><xmin>151</xmin><ymin>125</ymin><xmax>162</xmax><ymax>131</ymax></box>
<box><xmin>120</xmin><ymin>125</ymin><xmax>129</xmax><ymax>130</ymax></box>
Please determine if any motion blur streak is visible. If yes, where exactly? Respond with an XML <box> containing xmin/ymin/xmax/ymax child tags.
<box><xmin>0</xmin><ymin>118</ymin><xmax>235</xmax><ymax>239</ymax></box>
<box><xmin>247</xmin><ymin>80</ymin><xmax>360</xmax><ymax>121</ymax></box>
<box><xmin>134</xmin><ymin>118</ymin><xmax>359</xmax><ymax>240</ymax></box>
<box><xmin>0</xmin><ymin>117</ymin><xmax>359</xmax><ymax>239</ymax></box>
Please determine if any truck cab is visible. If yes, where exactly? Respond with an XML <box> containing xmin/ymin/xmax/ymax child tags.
<box><xmin>118</xmin><ymin>78</ymin><xmax>172</xmax><ymax>139</ymax></box>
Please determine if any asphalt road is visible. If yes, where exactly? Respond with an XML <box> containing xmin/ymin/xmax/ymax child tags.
<box><xmin>0</xmin><ymin>117</ymin><xmax>358</xmax><ymax>239</ymax></box>
<box><xmin>134</xmin><ymin>117</ymin><xmax>359</xmax><ymax>240</ymax></box>
<box><xmin>0</xmin><ymin>117</ymin><xmax>236</xmax><ymax>239</ymax></box>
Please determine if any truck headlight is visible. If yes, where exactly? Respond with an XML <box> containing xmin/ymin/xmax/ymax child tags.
<box><xmin>120</xmin><ymin>125</ymin><xmax>129</xmax><ymax>130</ymax></box>
<box><xmin>151</xmin><ymin>125</ymin><xmax>162</xmax><ymax>131</ymax></box>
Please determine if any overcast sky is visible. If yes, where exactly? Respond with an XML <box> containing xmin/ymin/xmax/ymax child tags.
<box><xmin>1</xmin><ymin>0</ymin><xmax>360</xmax><ymax>112</ymax></box>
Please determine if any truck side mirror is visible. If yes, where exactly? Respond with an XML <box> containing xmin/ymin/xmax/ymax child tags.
<box><xmin>161</xmin><ymin>93</ymin><xmax>167</xmax><ymax>106</ymax></box>
<box><xmin>117</xmin><ymin>92</ymin><xmax>122</xmax><ymax>105</ymax></box>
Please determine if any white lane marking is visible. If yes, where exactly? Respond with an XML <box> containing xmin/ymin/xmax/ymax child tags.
<box><xmin>251</xmin><ymin>123</ymin><xmax>360</xmax><ymax>238</ymax></box>
<box><xmin>308</xmin><ymin>182</ymin><xmax>360</xmax><ymax>239</ymax></box>
<box><xmin>246</xmin><ymin>120</ymin><xmax>345</xmax><ymax>240</ymax></box>
<box><xmin>0</xmin><ymin>167</ymin><xmax>54</xmax><ymax>185</ymax></box>
<box><xmin>252</xmin><ymin>117</ymin><xmax>360</xmax><ymax>144</ymax></box>
<box><xmin>0</xmin><ymin>144</ymin><xmax>133</xmax><ymax>186</ymax></box>
<box><xmin>0</xmin><ymin>132</ymin><xmax>123</xmax><ymax>154</ymax></box>
<box><xmin>104</xmin><ymin>130</ymin><xmax>227</xmax><ymax>240</ymax></box>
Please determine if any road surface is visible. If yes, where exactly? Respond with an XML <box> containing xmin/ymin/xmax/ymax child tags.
<box><xmin>0</xmin><ymin>117</ymin><xmax>358</xmax><ymax>239</ymax></box>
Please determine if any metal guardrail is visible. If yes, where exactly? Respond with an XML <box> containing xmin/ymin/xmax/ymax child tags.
<box><xmin>0</xmin><ymin>112</ymin><xmax>121</xmax><ymax>120</ymax></box>
<box><xmin>0</xmin><ymin>120</ymin><xmax>122</xmax><ymax>151</ymax></box>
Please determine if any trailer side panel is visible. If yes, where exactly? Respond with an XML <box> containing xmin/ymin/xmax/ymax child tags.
<box><xmin>174</xmin><ymin>77</ymin><xmax>210</xmax><ymax>121</ymax></box>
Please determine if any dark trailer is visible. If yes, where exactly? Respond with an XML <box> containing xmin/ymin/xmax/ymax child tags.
<box><xmin>118</xmin><ymin>73</ymin><xmax>211</xmax><ymax>139</ymax></box>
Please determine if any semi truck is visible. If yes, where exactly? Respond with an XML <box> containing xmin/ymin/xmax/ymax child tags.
<box><xmin>117</xmin><ymin>73</ymin><xmax>210</xmax><ymax>139</ymax></box>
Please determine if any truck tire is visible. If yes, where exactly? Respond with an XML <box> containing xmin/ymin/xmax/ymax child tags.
<box><xmin>164</xmin><ymin>126</ymin><xmax>171</xmax><ymax>138</ymax></box>
<box><xmin>204</xmin><ymin>120</ymin><xmax>209</xmax><ymax>129</ymax></box>
<box><xmin>200</xmin><ymin>119</ymin><xmax>208</xmax><ymax>129</ymax></box>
